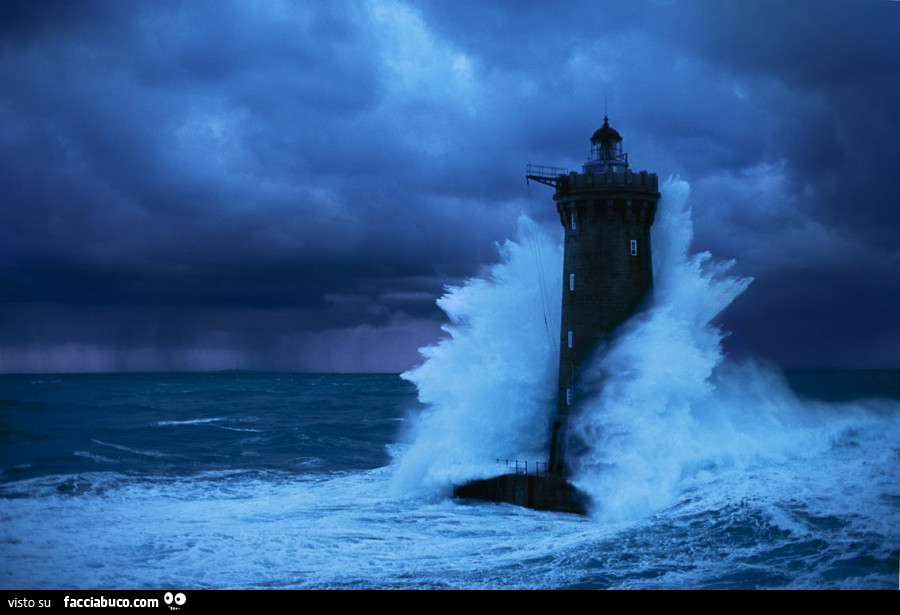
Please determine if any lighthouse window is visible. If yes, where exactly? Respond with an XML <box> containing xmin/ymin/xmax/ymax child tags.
<box><xmin>630</xmin><ymin>239</ymin><xmax>638</xmax><ymax>256</ymax></box>
<box><xmin>569</xmin><ymin>273</ymin><xmax>575</xmax><ymax>291</ymax></box>
<box><xmin>567</xmin><ymin>330</ymin><xmax>573</xmax><ymax>348</ymax></box>
<box><xmin>570</xmin><ymin>212</ymin><xmax>576</xmax><ymax>230</ymax></box>
<box><xmin>566</xmin><ymin>387</ymin><xmax>572</xmax><ymax>406</ymax></box>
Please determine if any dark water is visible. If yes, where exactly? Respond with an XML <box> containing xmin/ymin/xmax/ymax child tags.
<box><xmin>1</xmin><ymin>370</ymin><xmax>898</xmax><ymax>589</ymax></box>
<box><xmin>1</xmin><ymin>372</ymin><xmax>409</xmax><ymax>482</ymax></box>
<box><xmin>784</xmin><ymin>368</ymin><xmax>900</xmax><ymax>403</ymax></box>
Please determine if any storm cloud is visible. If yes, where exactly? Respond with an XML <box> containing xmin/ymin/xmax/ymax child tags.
<box><xmin>1</xmin><ymin>0</ymin><xmax>898</xmax><ymax>371</ymax></box>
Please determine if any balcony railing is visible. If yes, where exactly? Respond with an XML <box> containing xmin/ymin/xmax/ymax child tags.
<box><xmin>525</xmin><ymin>164</ymin><xmax>569</xmax><ymax>188</ymax></box>
<box><xmin>495</xmin><ymin>458</ymin><xmax>550</xmax><ymax>477</ymax></box>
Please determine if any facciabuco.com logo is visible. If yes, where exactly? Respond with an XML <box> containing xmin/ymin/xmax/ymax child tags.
<box><xmin>62</xmin><ymin>596</ymin><xmax>159</xmax><ymax>608</ymax></box>
<box><xmin>164</xmin><ymin>592</ymin><xmax>187</xmax><ymax>610</ymax></box>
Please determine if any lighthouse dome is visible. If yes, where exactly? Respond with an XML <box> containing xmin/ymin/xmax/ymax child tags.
<box><xmin>584</xmin><ymin>116</ymin><xmax>627</xmax><ymax>172</ymax></box>
<box><xmin>590</xmin><ymin>116</ymin><xmax>622</xmax><ymax>143</ymax></box>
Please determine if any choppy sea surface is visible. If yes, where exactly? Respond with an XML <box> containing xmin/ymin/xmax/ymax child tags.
<box><xmin>1</xmin><ymin>370</ymin><xmax>897</xmax><ymax>590</ymax></box>
<box><xmin>3</xmin><ymin>181</ymin><xmax>899</xmax><ymax>589</ymax></box>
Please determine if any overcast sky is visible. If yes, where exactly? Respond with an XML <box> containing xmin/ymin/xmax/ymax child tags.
<box><xmin>1</xmin><ymin>0</ymin><xmax>898</xmax><ymax>372</ymax></box>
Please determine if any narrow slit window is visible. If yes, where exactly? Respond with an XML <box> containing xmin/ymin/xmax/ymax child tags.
<box><xmin>567</xmin><ymin>330</ymin><xmax>573</xmax><ymax>348</ymax></box>
<box><xmin>569</xmin><ymin>273</ymin><xmax>575</xmax><ymax>291</ymax></box>
<box><xmin>630</xmin><ymin>239</ymin><xmax>638</xmax><ymax>256</ymax></box>
<box><xmin>570</xmin><ymin>212</ymin><xmax>576</xmax><ymax>230</ymax></box>
<box><xmin>566</xmin><ymin>387</ymin><xmax>572</xmax><ymax>406</ymax></box>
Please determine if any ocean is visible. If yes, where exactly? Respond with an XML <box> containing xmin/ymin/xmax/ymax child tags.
<box><xmin>2</xmin><ymin>180</ymin><xmax>898</xmax><ymax>589</ymax></box>
<box><xmin>0</xmin><ymin>370</ymin><xmax>898</xmax><ymax>590</ymax></box>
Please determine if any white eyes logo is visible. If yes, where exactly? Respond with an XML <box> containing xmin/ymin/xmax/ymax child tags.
<box><xmin>164</xmin><ymin>592</ymin><xmax>187</xmax><ymax>609</ymax></box>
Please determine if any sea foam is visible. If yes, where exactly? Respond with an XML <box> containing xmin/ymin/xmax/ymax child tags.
<box><xmin>394</xmin><ymin>179</ymin><xmax>900</xmax><ymax>523</ymax></box>
<box><xmin>392</xmin><ymin>218</ymin><xmax>561</xmax><ymax>495</ymax></box>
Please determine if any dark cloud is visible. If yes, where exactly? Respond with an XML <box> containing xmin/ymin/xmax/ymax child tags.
<box><xmin>1</xmin><ymin>0</ymin><xmax>898</xmax><ymax>371</ymax></box>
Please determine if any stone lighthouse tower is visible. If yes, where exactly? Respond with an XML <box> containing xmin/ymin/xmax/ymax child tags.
<box><xmin>528</xmin><ymin>116</ymin><xmax>660</xmax><ymax>476</ymax></box>
<box><xmin>453</xmin><ymin>116</ymin><xmax>659</xmax><ymax>514</ymax></box>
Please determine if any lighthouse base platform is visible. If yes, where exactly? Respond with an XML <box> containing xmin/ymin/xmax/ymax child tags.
<box><xmin>453</xmin><ymin>474</ymin><xmax>589</xmax><ymax>515</ymax></box>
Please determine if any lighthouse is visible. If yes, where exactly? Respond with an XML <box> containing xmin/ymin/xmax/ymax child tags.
<box><xmin>453</xmin><ymin>116</ymin><xmax>659</xmax><ymax>514</ymax></box>
<box><xmin>530</xmin><ymin>117</ymin><xmax>660</xmax><ymax>476</ymax></box>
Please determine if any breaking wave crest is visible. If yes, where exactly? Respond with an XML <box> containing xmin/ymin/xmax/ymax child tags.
<box><xmin>394</xmin><ymin>179</ymin><xmax>900</xmax><ymax>522</ymax></box>
<box><xmin>392</xmin><ymin>217</ymin><xmax>561</xmax><ymax>495</ymax></box>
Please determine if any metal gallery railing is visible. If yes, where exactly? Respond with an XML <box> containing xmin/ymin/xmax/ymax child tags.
<box><xmin>495</xmin><ymin>458</ymin><xmax>550</xmax><ymax>477</ymax></box>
